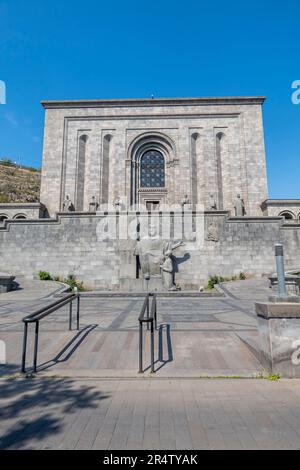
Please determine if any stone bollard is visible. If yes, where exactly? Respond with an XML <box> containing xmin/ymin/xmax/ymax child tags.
<box><xmin>256</xmin><ymin>302</ymin><xmax>300</xmax><ymax>377</ymax></box>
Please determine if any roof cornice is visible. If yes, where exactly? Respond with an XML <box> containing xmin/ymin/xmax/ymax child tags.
<box><xmin>41</xmin><ymin>96</ymin><xmax>266</xmax><ymax>109</ymax></box>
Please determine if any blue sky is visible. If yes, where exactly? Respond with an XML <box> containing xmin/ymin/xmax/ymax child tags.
<box><xmin>0</xmin><ymin>0</ymin><xmax>299</xmax><ymax>198</ymax></box>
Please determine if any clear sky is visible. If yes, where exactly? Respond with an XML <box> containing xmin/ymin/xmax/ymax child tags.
<box><xmin>0</xmin><ymin>0</ymin><xmax>299</xmax><ymax>198</ymax></box>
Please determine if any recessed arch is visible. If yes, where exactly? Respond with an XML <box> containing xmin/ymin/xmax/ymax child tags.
<box><xmin>127</xmin><ymin>131</ymin><xmax>176</xmax><ymax>166</ymax></box>
<box><xmin>0</xmin><ymin>214</ymin><xmax>8</xmax><ymax>223</ymax></box>
<box><xmin>191</xmin><ymin>132</ymin><xmax>201</xmax><ymax>207</ymax></box>
<box><xmin>75</xmin><ymin>134</ymin><xmax>88</xmax><ymax>211</ymax></box>
<box><xmin>13</xmin><ymin>214</ymin><xmax>27</xmax><ymax>220</ymax></box>
<box><xmin>216</xmin><ymin>132</ymin><xmax>225</xmax><ymax>210</ymax></box>
<box><xmin>101</xmin><ymin>133</ymin><xmax>113</xmax><ymax>204</ymax></box>
<box><xmin>279</xmin><ymin>210</ymin><xmax>295</xmax><ymax>220</ymax></box>
<box><xmin>127</xmin><ymin>131</ymin><xmax>177</xmax><ymax>206</ymax></box>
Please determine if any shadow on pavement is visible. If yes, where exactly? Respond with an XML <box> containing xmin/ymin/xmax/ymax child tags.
<box><xmin>0</xmin><ymin>373</ymin><xmax>110</xmax><ymax>449</ymax></box>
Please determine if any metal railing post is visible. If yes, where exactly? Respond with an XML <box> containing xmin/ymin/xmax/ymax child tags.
<box><xmin>146</xmin><ymin>294</ymin><xmax>150</xmax><ymax>331</ymax></box>
<box><xmin>69</xmin><ymin>298</ymin><xmax>73</xmax><ymax>331</ymax></box>
<box><xmin>21</xmin><ymin>322</ymin><xmax>28</xmax><ymax>373</ymax></box>
<box><xmin>139</xmin><ymin>320</ymin><xmax>143</xmax><ymax>373</ymax></box>
<box><xmin>33</xmin><ymin>321</ymin><xmax>39</xmax><ymax>373</ymax></box>
<box><xmin>76</xmin><ymin>294</ymin><xmax>80</xmax><ymax>330</ymax></box>
<box><xmin>154</xmin><ymin>295</ymin><xmax>157</xmax><ymax>330</ymax></box>
<box><xmin>150</xmin><ymin>319</ymin><xmax>155</xmax><ymax>373</ymax></box>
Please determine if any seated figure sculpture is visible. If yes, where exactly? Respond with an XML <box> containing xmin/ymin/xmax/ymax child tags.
<box><xmin>134</xmin><ymin>223</ymin><xmax>184</xmax><ymax>290</ymax></box>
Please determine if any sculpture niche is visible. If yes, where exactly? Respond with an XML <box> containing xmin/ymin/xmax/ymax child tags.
<box><xmin>134</xmin><ymin>224</ymin><xmax>184</xmax><ymax>291</ymax></box>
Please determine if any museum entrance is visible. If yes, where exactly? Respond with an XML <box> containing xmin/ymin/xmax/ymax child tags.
<box><xmin>146</xmin><ymin>201</ymin><xmax>160</xmax><ymax>211</ymax></box>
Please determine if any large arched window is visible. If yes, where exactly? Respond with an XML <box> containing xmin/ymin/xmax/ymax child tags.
<box><xmin>140</xmin><ymin>150</ymin><xmax>165</xmax><ymax>188</ymax></box>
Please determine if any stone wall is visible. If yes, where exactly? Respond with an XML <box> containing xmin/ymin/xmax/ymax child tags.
<box><xmin>0</xmin><ymin>212</ymin><xmax>299</xmax><ymax>290</ymax></box>
<box><xmin>262</xmin><ymin>200</ymin><xmax>300</xmax><ymax>219</ymax></box>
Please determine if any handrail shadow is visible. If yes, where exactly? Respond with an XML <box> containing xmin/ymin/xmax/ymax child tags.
<box><xmin>143</xmin><ymin>323</ymin><xmax>173</xmax><ymax>373</ymax></box>
<box><xmin>37</xmin><ymin>324</ymin><xmax>98</xmax><ymax>372</ymax></box>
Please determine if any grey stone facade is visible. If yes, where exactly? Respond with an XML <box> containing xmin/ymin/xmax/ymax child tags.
<box><xmin>262</xmin><ymin>200</ymin><xmax>300</xmax><ymax>219</ymax></box>
<box><xmin>40</xmin><ymin>97</ymin><xmax>269</xmax><ymax>217</ymax></box>
<box><xmin>1</xmin><ymin>96</ymin><xmax>299</xmax><ymax>291</ymax></box>
<box><xmin>0</xmin><ymin>203</ymin><xmax>46</xmax><ymax>222</ymax></box>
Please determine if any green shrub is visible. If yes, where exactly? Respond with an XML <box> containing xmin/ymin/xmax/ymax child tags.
<box><xmin>206</xmin><ymin>273</ymin><xmax>247</xmax><ymax>290</ymax></box>
<box><xmin>38</xmin><ymin>271</ymin><xmax>85</xmax><ymax>290</ymax></box>
<box><xmin>63</xmin><ymin>274</ymin><xmax>84</xmax><ymax>292</ymax></box>
<box><xmin>267</xmin><ymin>373</ymin><xmax>280</xmax><ymax>381</ymax></box>
<box><xmin>207</xmin><ymin>275</ymin><xmax>220</xmax><ymax>290</ymax></box>
<box><xmin>39</xmin><ymin>271</ymin><xmax>53</xmax><ymax>281</ymax></box>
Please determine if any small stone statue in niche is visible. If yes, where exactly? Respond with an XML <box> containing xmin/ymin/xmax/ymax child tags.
<box><xmin>89</xmin><ymin>196</ymin><xmax>99</xmax><ymax>212</ymax></box>
<box><xmin>114</xmin><ymin>196</ymin><xmax>123</xmax><ymax>210</ymax></box>
<box><xmin>209</xmin><ymin>194</ymin><xmax>217</xmax><ymax>210</ymax></box>
<box><xmin>62</xmin><ymin>195</ymin><xmax>74</xmax><ymax>212</ymax></box>
<box><xmin>234</xmin><ymin>194</ymin><xmax>246</xmax><ymax>217</ymax></box>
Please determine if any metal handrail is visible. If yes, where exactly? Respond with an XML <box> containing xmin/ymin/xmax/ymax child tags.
<box><xmin>138</xmin><ymin>293</ymin><xmax>157</xmax><ymax>373</ymax></box>
<box><xmin>21</xmin><ymin>292</ymin><xmax>80</xmax><ymax>374</ymax></box>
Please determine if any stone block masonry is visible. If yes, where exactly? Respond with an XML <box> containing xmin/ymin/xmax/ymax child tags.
<box><xmin>0</xmin><ymin>212</ymin><xmax>299</xmax><ymax>290</ymax></box>
<box><xmin>40</xmin><ymin>97</ymin><xmax>268</xmax><ymax>217</ymax></box>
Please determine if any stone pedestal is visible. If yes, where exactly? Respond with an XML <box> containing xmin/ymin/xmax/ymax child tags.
<box><xmin>256</xmin><ymin>302</ymin><xmax>300</xmax><ymax>378</ymax></box>
<box><xmin>119</xmin><ymin>277</ymin><xmax>166</xmax><ymax>292</ymax></box>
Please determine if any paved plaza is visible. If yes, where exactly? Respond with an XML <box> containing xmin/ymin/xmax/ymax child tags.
<box><xmin>0</xmin><ymin>278</ymin><xmax>269</xmax><ymax>378</ymax></box>
<box><xmin>1</xmin><ymin>278</ymin><xmax>300</xmax><ymax>449</ymax></box>
<box><xmin>1</xmin><ymin>377</ymin><xmax>300</xmax><ymax>450</ymax></box>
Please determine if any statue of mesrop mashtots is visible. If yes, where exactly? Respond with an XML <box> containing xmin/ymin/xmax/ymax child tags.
<box><xmin>160</xmin><ymin>246</ymin><xmax>183</xmax><ymax>291</ymax></box>
<box><xmin>134</xmin><ymin>223</ymin><xmax>184</xmax><ymax>290</ymax></box>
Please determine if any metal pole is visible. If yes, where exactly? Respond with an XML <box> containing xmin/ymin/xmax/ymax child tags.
<box><xmin>139</xmin><ymin>321</ymin><xmax>143</xmax><ymax>373</ymax></box>
<box><xmin>76</xmin><ymin>295</ymin><xmax>80</xmax><ymax>330</ymax></box>
<box><xmin>275</xmin><ymin>244</ymin><xmax>287</xmax><ymax>297</ymax></box>
<box><xmin>21</xmin><ymin>322</ymin><xmax>28</xmax><ymax>373</ymax></box>
<box><xmin>150</xmin><ymin>320</ymin><xmax>155</xmax><ymax>373</ymax></box>
<box><xmin>147</xmin><ymin>295</ymin><xmax>150</xmax><ymax>331</ymax></box>
<box><xmin>154</xmin><ymin>296</ymin><xmax>157</xmax><ymax>330</ymax></box>
<box><xmin>69</xmin><ymin>299</ymin><xmax>73</xmax><ymax>331</ymax></box>
<box><xmin>33</xmin><ymin>321</ymin><xmax>39</xmax><ymax>373</ymax></box>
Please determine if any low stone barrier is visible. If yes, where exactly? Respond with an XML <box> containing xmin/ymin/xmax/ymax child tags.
<box><xmin>0</xmin><ymin>273</ymin><xmax>15</xmax><ymax>293</ymax></box>
<box><xmin>256</xmin><ymin>302</ymin><xmax>300</xmax><ymax>378</ymax></box>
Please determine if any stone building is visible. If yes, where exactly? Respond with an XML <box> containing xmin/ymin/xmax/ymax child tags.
<box><xmin>40</xmin><ymin>96</ymin><xmax>268</xmax><ymax>216</ymax></box>
<box><xmin>0</xmin><ymin>96</ymin><xmax>299</xmax><ymax>290</ymax></box>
